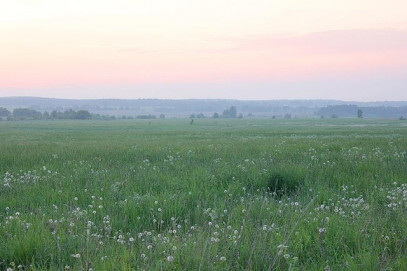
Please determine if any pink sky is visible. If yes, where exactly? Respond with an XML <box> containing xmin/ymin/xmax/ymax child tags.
<box><xmin>1</xmin><ymin>0</ymin><xmax>407</xmax><ymax>100</ymax></box>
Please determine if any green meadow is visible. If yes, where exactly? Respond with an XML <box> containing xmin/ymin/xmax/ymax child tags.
<box><xmin>1</xmin><ymin>119</ymin><xmax>407</xmax><ymax>270</ymax></box>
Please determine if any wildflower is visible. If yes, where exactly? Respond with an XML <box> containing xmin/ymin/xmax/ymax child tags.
<box><xmin>220</xmin><ymin>256</ymin><xmax>226</xmax><ymax>261</ymax></box>
<box><xmin>167</xmin><ymin>255</ymin><xmax>174</xmax><ymax>262</ymax></box>
<box><xmin>71</xmin><ymin>253</ymin><xmax>81</xmax><ymax>258</ymax></box>
<box><xmin>211</xmin><ymin>237</ymin><xmax>219</xmax><ymax>242</ymax></box>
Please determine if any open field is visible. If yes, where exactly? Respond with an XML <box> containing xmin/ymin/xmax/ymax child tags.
<box><xmin>1</xmin><ymin>119</ymin><xmax>407</xmax><ymax>270</ymax></box>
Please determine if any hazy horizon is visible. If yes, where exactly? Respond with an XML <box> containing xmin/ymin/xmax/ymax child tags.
<box><xmin>1</xmin><ymin>1</ymin><xmax>406</xmax><ymax>101</ymax></box>
<box><xmin>1</xmin><ymin>95</ymin><xmax>407</xmax><ymax>104</ymax></box>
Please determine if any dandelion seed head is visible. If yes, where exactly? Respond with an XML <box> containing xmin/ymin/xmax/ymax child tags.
<box><xmin>318</xmin><ymin>228</ymin><xmax>326</xmax><ymax>234</ymax></box>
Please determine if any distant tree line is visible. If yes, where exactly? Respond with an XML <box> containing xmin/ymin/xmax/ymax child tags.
<box><xmin>317</xmin><ymin>105</ymin><xmax>358</xmax><ymax>118</ymax></box>
<box><xmin>189</xmin><ymin>106</ymin><xmax>243</xmax><ymax>119</ymax></box>
<box><xmin>317</xmin><ymin>105</ymin><xmax>407</xmax><ymax>119</ymax></box>
<box><xmin>50</xmin><ymin>109</ymin><xmax>91</xmax><ymax>120</ymax></box>
<box><xmin>136</xmin><ymin>114</ymin><xmax>156</xmax><ymax>119</ymax></box>
<box><xmin>0</xmin><ymin>107</ymin><xmax>114</xmax><ymax>121</ymax></box>
<box><xmin>0</xmin><ymin>107</ymin><xmax>45</xmax><ymax>120</ymax></box>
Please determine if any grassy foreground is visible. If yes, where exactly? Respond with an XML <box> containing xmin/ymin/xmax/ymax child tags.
<box><xmin>1</xmin><ymin>119</ymin><xmax>407</xmax><ymax>270</ymax></box>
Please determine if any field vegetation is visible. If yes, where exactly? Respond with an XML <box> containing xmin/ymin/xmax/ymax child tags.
<box><xmin>1</xmin><ymin>119</ymin><xmax>407</xmax><ymax>270</ymax></box>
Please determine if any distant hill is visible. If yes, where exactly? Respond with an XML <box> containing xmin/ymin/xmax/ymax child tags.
<box><xmin>1</xmin><ymin>97</ymin><xmax>407</xmax><ymax>118</ymax></box>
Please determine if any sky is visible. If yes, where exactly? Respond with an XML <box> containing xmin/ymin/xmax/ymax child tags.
<box><xmin>0</xmin><ymin>0</ymin><xmax>406</xmax><ymax>101</ymax></box>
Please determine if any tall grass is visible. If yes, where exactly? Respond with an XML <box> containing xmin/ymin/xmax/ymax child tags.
<box><xmin>1</xmin><ymin>119</ymin><xmax>406</xmax><ymax>270</ymax></box>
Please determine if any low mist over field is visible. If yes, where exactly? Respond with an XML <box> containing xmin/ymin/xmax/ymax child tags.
<box><xmin>1</xmin><ymin>97</ymin><xmax>407</xmax><ymax>119</ymax></box>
